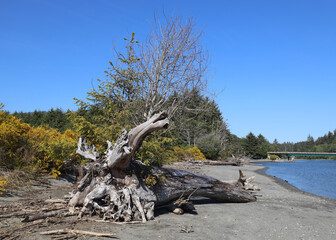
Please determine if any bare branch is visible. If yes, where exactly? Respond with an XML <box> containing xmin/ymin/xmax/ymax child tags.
<box><xmin>139</xmin><ymin>14</ymin><xmax>209</xmax><ymax>120</ymax></box>
<box><xmin>76</xmin><ymin>137</ymin><xmax>99</xmax><ymax>161</ymax></box>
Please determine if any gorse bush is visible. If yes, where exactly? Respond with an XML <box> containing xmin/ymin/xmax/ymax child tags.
<box><xmin>0</xmin><ymin>176</ymin><xmax>8</xmax><ymax>194</ymax></box>
<box><xmin>26</xmin><ymin>126</ymin><xmax>80</xmax><ymax>177</ymax></box>
<box><xmin>0</xmin><ymin>111</ymin><xmax>80</xmax><ymax>178</ymax></box>
<box><xmin>0</xmin><ymin>111</ymin><xmax>31</xmax><ymax>169</ymax></box>
<box><xmin>173</xmin><ymin>146</ymin><xmax>206</xmax><ymax>161</ymax></box>
<box><xmin>269</xmin><ymin>154</ymin><xmax>280</xmax><ymax>160</ymax></box>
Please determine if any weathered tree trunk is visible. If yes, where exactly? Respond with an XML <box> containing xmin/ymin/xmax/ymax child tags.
<box><xmin>151</xmin><ymin>167</ymin><xmax>256</xmax><ymax>205</ymax></box>
<box><xmin>68</xmin><ymin>111</ymin><xmax>256</xmax><ymax>223</ymax></box>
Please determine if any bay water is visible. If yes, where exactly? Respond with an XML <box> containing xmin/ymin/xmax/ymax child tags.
<box><xmin>256</xmin><ymin>160</ymin><xmax>336</xmax><ymax>200</ymax></box>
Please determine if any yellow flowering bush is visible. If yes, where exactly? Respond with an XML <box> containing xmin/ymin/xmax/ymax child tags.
<box><xmin>186</xmin><ymin>146</ymin><xmax>206</xmax><ymax>161</ymax></box>
<box><xmin>173</xmin><ymin>146</ymin><xmax>206</xmax><ymax>161</ymax></box>
<box><xmin>0</xmin><ymin>176</ymin><xmax>8</xmax><ymax>193</ymax></box>
<box><xmin>269</xmin><ymin>154</ymin><xmax>280</xmax><ymax>160</ymax></box>
<box><xmin>0</xmin><ymin>111</ymin><xmax>80</xmax><ymax>178</ymax></box>
<box><xmin>0</xmin><ymin>111</ymin><xmax>31</xmax><ymax>168</ymax></box>
<box><xmin>26</xmin><ymin>126</ymin><xmax>79</xmax><ymax>177</ymax></box>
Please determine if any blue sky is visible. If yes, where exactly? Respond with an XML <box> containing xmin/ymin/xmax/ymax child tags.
<box><xmin>1</xmin><ymin>0</ymin><xmax>335</xmax><ymax>143</ymax></box>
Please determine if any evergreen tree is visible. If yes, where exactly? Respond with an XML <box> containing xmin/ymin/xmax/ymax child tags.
<box><xmin>272</xmin><ymin>139</ymin><xmax>280</xmax><ymax>151</ymax></box>
<box><xmin>255</xmin><ymin>134</ymin><xmax>271</xmax><ymax>159</ymax></box>
<box><xmin>243</xmin><ymin>132</ymin><xmax>258</xmax><ymax>158</ymax></box>
<box><xmin>13</xmin><ymin>108</ymin><xmax>72</xmax><ymax>133</ymax></box>
<box><xmin>69</xmin><ymin>34</ymin><xmax>141</xmax><ymax>149</ymax></box>
<box><xmin>170</xmin><ymin>89</ymin><xmax>230</xmax><ymax>159</ymax></box>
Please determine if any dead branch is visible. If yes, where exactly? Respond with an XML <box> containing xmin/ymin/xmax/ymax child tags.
<box><xmin>40</xmin><ymin>229</ymin><xmax>116</xmax><ymax>237</ymax></box>
<box><xmin>22</xmin><ymin>210</ymin><xmax>76</xmax><ymax>222</ymax></box>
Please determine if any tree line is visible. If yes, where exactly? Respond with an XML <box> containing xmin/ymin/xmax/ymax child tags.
<box><xmin>272</xmin><ymin>131</ymin><xmax>336</xmax><ymax>153</ymax></box>
<box><xmin>13</xmin><ymin>108</ymin><xmax>72</xmax><ymax>133</ymax></box>
<box><xmin>9</xmin><ymin>107</ymin><xmax>336</xmax><ymax>162</ymax></box>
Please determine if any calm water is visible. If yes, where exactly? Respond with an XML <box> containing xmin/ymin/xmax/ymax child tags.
<box><xmin>256</xmin><ymin>160</ymin><xmax>336</xmax><ymax>200</ymax></box>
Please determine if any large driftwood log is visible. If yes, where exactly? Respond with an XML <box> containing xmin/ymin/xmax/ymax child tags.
<box><xmin>68</xmin><ymin>111</ymin><xmax>256</xmax><ymax>223</ymax></box>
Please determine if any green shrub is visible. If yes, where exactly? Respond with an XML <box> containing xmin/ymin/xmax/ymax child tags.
<box><xmin>134</xmin><ymin>136</ymin><xmax>177</xmax><ymax>168</ymax></box>
<box><xmin>197</xmin><ymin>133</ymin><xmax>222</xmax><ymax>160</ymax></box>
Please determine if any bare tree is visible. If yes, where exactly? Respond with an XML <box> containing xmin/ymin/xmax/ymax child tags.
<box><xmin>95</xmin><ymin>14</ymin><xmax>209</xmax><ymax>126</ymax></box>
<box><xmin>139</xmin><ymin>14</ymin><xmax>209</xmax><ymax>120</ymax></box>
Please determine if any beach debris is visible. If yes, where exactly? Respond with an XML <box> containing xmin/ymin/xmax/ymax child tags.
<box><xmin>179</xmin><ymin>225</ymin><xmax>194</xmax><ymax>233</ymax></box>
<box><xmin>225</xmin><ymin>170</ymin><xmax>261</xmax><ymax>191</ymax></box>
<box><xmin>236</xmin><ymin>170</ymin><xmax>261</xmax><ymax>191</ymax></box>
<box><xmin>40</xmin><ymin>229</ymin><xmax>116</xmax><ymax>237</ymax></box>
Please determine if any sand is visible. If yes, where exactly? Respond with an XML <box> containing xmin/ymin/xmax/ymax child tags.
<box><xmin>1</xmin><ymin>163</ymin><xmax>336</xmax><ymax>239</ymax></box>
<box><xmin>112</xmin><ymin>164</ymin><xmax>336</xmax><ymax>240</ymax></box>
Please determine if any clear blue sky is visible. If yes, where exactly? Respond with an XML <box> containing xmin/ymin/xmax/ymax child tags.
<box><xmin>1</xmin><ymin>0</ymin><xmax>335</xmax><ymax>143</ymax></box>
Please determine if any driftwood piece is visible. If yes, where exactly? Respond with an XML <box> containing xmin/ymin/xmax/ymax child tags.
<box><xmin>236</xmin><ymin>169</ymin><xmax>261</xmax><ymax>191</ymax></box>
<box><xmin>0</xmin><ymin>210</ymin><xmax>35</xmax><ymax>218</ymax></box>
<box><xmin>226</xmin><ymin>169</ymin><xmax>261</xmax><ymax>191</ymax></box>
<box><xmin>0</xmin><ymin>219</ymin><xmax>45</xmax><ymax>239</ymax></box>
<box><xmin>180</xmin><ymin>225</ymin><xmax>194</xmax><ymax>233</ymax></box>
<box><xmin>40</xmin><ymin>229</ymin><xmax>116</xmax><ymax>237</ymax></box>
<box><xmin>45</xmin><ymin>199</ymin><xmax>67</xmax><ymax>204</ymax></box>
<box><xmin>68</xmin><ymin>111</ymin><xmax>257</xmax><ymax>223</ymax></box>
<box><xmin>189</xmin><ymin>160</ymin><xmax>243</xmax><ymax>166</ymax></box>
<box><xmin>151</xmin><ymin>167</ymin><xmax>256</xmax><ymax>205</ymax></box>
<box><xmin>22</xmin><ymin>209</ymin><xmax>76</xmax><ymax>222</ymax></box>
<box><xmin>76</xmin><ymin>137</ymin><xmax>100</xmax><ymax>161</ymax></box>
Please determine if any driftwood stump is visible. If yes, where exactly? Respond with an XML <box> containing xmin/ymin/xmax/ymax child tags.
<box><xmin>68</xmin><ymin>111</ymin><xmax>256</xmax><ymax>222</ymax></box>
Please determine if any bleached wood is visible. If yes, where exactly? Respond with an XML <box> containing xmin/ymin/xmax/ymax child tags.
<box><xmin>40</xmin><ymin>229</ymin><xmax>116</xmax><ymax>237</ymax></box>
<box><xmin>68</xmin><ymin>111</ymin><xmax>256</xmax><ymax>223</ymax></box>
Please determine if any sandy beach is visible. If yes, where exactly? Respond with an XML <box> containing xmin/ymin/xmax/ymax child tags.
<box><xmin>1</xmin><ymin>163</ymin><xmax>336</xmax><ymax>239</ymax></box>
<box><xmin>111</xmin><ymin>164</ymin><xmax>336</xmax><ymax>240</ymax></box>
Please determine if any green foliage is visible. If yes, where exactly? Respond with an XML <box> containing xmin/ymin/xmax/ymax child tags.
<box><xmin>242</xmin><ymin>132</ymin><xmax>271</xmax><ymax>159</ymax></box>
<box><xmin>270</xmin><ymin>130</ymin><xmax>336</xmax><ymax>155</ymax></box>
<box><xmin>255</xmin><ymin>134</ymin><xmax>272</xmax><ymax>159</ymax></box>
<box><xmin>68</xmin><ymin>108</ymin><xmax>126</xmax><ymax>153</ymax></box>
<box><xmin>243</xmin><ymin>132</ymin><xmax>258</xmax><ymax>158</ymax></box>
<box><xmin>226</xmin><ymin>133</ymin><xmax>244</xmax><ymax>156</ymax></box>
<box><xmin>134</xmin><ymin>136</ymin><xmax>177</xmax><ymax>168</ymax></box>
<box><xmin>274</xmin><ymin>130</ymin><xmax>336</xmax><ymax>158</ymax></box>
<box><xmin>69</xmin><ymin>33</ymin><xmax>143</xmax><ymax>151</ymax></box>
<box><xmin>13</xmin><ymin>108</ymin><xmax>72</xmax><ymax>133</ymax></box>
<box><xmin>172</xmin><ymin>89</ymin><xmax>224</xmax><ymax>146</ymax></box>
<box><xmin>197</xmin><ymin>133</ymin><xmax>222</xmax><ymax>160</ymax></box>
<box><xmin>170</xmin><ymin>89</ymin><xmax>231</xmax><ymax>159</ymax></box>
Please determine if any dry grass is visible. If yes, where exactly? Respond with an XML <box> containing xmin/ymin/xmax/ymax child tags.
<box><xmin>0</xmin><ymin>168</ymin><xmax>35</xmax><ymax>194</ymax></box>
